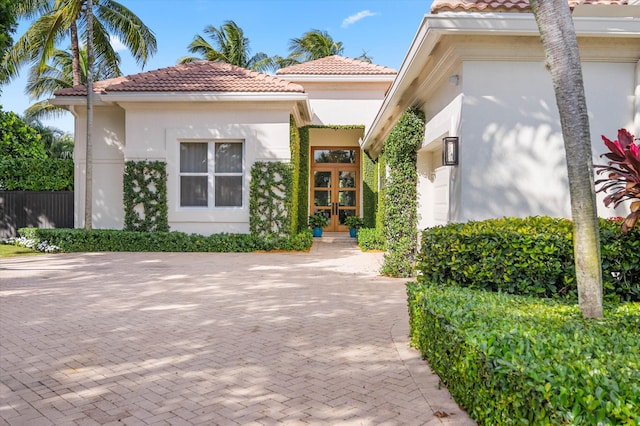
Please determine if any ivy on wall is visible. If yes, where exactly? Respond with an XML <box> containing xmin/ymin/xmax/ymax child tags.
<box><xmin>289</xmin><ymin>116</ymin><xmax>301</xmax><ymax>234</ymax></box>
<box><xmin>123</xmin><ymin>161</ymin><xmax>169</xmax><ymax>232</ymax></box>
<box><xmin>376</xmin><ymin>154</ymin><xmax>386</xmax><ymax>231</ymax></box>
<box><xmin>297</xmin><ymin>126</ymin><xmax>310</xmax><ymax>232</ymax></box>
<box><xmin>380</xmin><ymin>107</ymin><xmax>425</xmax><ymax>277</ymax></box>
<box><xmin>362</xmin><ymin>152</ymin><xmax>377</xmax><ymax>228</ymax></box>
<box><xmin>249</xmin><ymin>161</ymin><xmax>293</xmax><ymax>237</ymax></box>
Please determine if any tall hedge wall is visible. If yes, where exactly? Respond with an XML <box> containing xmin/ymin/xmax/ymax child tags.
<box><xmin>0</xmin><ymin>158</ymin><xmax>73</xmax><ymax>190</ymax></box>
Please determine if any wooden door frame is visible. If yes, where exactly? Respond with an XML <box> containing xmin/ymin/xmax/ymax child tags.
<box><xmin>310</xmin><ymin>147</ymin><xmax>360</xmax><ymax>232</ymax></box>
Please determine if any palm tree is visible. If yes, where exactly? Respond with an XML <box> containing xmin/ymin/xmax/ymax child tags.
<box><xmin>4</xmin><ymin>0</ymin><xmax>156</xmax><ymax>86</ymax></box>
<box><xmin>179</xmin><ymin>20</ymin><xmax>272</xmax><ymax>73</ymax></box>
<box><xmin>530</xmin><ymin>0</ymin><xmax>603</xmax><ymax>318</ymax></box>
<box><xmin>26</xmin><ymin>118</ymin><xmax>73</xmax><ymax>158</ymax></box>
<box><xmin>24</xmin><ymin>46</ymin><xmax>118</xmax><ymax>120</ymax></box>
<box><xmin>287</xmin><ymin>29</ymin><xmax>344</xmax><ymax>63</ymax></box>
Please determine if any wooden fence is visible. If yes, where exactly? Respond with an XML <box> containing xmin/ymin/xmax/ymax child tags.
<box><xmin>0</xmin><ymin>191</ymin><xmax>74</xmax><ymax>238</ymax></box>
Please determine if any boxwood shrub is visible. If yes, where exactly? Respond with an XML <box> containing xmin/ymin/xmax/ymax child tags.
<box><xmin>18</xmin><ymin>228</ymin><xmax>313</xmax><ymax>253</ymax></box>
<box><xmin>407</xmin><ymin>282</ymin><xmax>640</xmax><ymax>425</ymax></box>
<box><xmin>417</xmin><ymin>217</ymin><xmax>639</xmax><ymax>302</ymax></box>
<box><xmin>356</xmin><ymin>227</ymin><xmax>386</xmax><ymax>251</ymax></box>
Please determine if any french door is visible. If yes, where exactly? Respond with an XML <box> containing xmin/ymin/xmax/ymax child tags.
<box><xmin>311</xmin><ymin>148</ymin><xmax>359</xmax><ymax>232</ymax></box>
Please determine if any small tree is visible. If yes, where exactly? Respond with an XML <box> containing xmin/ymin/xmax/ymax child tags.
<box><xmin>530</xmin><ymin>0</ymin><xmax>603</xmax><ymax>318</ymax></box>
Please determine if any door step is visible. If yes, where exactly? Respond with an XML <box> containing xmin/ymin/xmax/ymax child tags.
<box><xmin>317</xmin><ymin>232</ymin><xmax>357</xmax><ymax>244</ymax></box>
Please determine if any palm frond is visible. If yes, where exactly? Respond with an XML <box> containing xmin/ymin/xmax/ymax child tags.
<box><xmin>97</xmin><ymin>0</ymin><xmax>157</xmax><ymax>68</ymax></box>
<box><xmin>86</xmin><ymin>17</ymin><xmax>122</xmax><ymax>79</ymax></box>
<box><xmin>177</xmin><ymin>56</ymin><xmax>202</xmax><ymax>64</ymax></box>
<box><xmin>24</xmin><ymin>100</ymin><xmax>68</xmax><ymax>122</ymax></box>
<box><xmin>15</xmin><ymin>0</ymin><xmax>53</xmax><ymax>19</ymax></box>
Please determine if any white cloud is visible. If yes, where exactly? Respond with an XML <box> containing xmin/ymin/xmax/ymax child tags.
<box><xmin>341</xmin><ymin>10</ymin><xmax>377</xmax><ymax>28</ymax></box>
<box><xmin>109</xmin><ymin>35</ymin><xmax>127</xmax><ymax>52</ymax></box>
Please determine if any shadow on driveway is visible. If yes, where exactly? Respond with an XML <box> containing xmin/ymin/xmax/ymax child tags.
<box><xmin>1</xmin><ymin>247</ymin><xmax>474</xmax><ymax>425</ymax></box>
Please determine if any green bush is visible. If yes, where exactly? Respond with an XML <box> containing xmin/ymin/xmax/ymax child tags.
<box><xmin>356</xmin><ymin>228</ymin><xmax>385</xmax><ymax>251</ymax></box>
<box><xmin>0</xmin><ymin>158</ymin><xmax>73</xmax><ymax>190</ymax></box>
<box><xmin>407</xmin><ymin>282</ymin><xmax>640</xmax><ymax>425</ymax></box>
<box><xmin>18</xmin><ymin>228</ymin><xmax>313</xmax><ymax>253</ymax></box>
<box><xmin>417</xmin><ymin>216</ymin><xmax>639</xmax><ymax>302</ymax></box>
<box><xmin>0</xmin><ymin>109</ymin><xmax>46</xmax><ymax>159</ymax></box>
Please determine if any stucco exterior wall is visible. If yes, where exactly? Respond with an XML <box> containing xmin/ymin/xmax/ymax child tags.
<box><xmin>456</xmin><ymin>60</ymin><xmax>636</xmax><ymax>223</ymax></box>
<box><xmin>71</xmin><ymin>102</ymin><xmax>294</xmax><ymax>235</ymax></box>
<box><xmin>73</xmin><ymin>106</ymin><xmax>126</xmax><ymax>230</ymax></box>
<box><xmin>302</xmin><ymin>82</ymin><xmax>389</xmax><ymax>129</ymax></box>
<box><xmin>117</xmin><ymin>102</ymin><xmax>293</xmax><ymax>235</ymax></box>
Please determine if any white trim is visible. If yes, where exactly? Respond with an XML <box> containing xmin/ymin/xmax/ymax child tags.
<box><xmin>276</xmin><ymin>74</ymin><xmax>396</xmax><ymax>83</ymax></box>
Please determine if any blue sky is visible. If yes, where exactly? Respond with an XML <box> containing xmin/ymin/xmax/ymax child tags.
<box><xmin>2</xmin><ymin>0</ymin><xmax>433</xmax><ymax>134</ymax></box>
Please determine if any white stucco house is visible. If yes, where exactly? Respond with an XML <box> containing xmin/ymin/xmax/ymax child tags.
<box><xmin>52</xmin><ymin>56</ymin><xmax>395</xmax><ymax>234</ymax></box>
<box><xmin>52</xmin><ymin>0</ymin><xmax>639</xmax><ymax>236</ymax></box>
<box><xmin>362</xmin><ymin>0</ymin><xmax>640</xmax><ymax>229</ymax></box>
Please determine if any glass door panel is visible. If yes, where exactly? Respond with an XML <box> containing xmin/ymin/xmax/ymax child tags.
<box><xmin>314</xmin><ymin>171</ymin><xmax>332</xmax><ymax>188</ymax></box>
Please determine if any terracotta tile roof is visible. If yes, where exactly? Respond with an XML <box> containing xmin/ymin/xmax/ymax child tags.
<box><xmin>431</xmin><ymin>0</ymin><xmax>628</xmax><ymax>13</ymax></box>
<box><xmin>54</xmin><ymin>61</ymin><xmax>305</xmax><ymax>96</ymax></box>
<box><xmin>275</xmin><ymin>55</ymin><xmax>396</xmax><ymax>76</ymax></box>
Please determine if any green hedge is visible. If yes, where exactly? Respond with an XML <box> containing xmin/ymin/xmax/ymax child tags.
<box><xmin>356</xmin><ymin>228</ymin><xmax>385</xmax><ymax>251</ymax></box>
<box><xmin>18</xmin><ymin>228</ymin><xmax>313</xmax><ymax>253</ymax></box>
<box><xmin>417</xmin><ymin>217</ymin><xmax>639</xmax><ymax>302</ymax></box>
<box><xmin>0</xmin><ymin>158</ymin><xmax>73</xmax><ymax>190</ymax></box>
<box><xmin>407</xmin><ymin>282</ymin><xmax>640</xmax><ymax>425</ymax></box>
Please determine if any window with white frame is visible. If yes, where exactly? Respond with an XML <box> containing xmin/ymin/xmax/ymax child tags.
<box><xmin>179</xmin><ymin>141</ymin><xmax>243</xmax><ymax>207</ymax></box>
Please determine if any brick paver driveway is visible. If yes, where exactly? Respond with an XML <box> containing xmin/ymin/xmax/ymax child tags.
<box><xmin>1</xmin><ymin>240</ymin><xmax>474</xmax><ymax>425</ymax></box>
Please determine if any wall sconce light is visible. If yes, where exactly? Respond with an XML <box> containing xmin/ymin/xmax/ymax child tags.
<box><xmin>443</xmin><ymin>136</ymin><xmax>459</xmax><ymax>166</ymax></box>
<box><xmin>448</xmin><ymin>75</ymin><xmax>460</xmax><ymax>86</ymax></box>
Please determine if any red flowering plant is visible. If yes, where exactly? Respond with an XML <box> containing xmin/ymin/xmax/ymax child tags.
<box><xmin>594</xmin><ymin>129</ymin><xmax>640</xmax><ymax>233</ymax></box>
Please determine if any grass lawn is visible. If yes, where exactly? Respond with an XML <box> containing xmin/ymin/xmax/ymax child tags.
<box><xmin>0</xmin><ymin>244</ymin><xmax>41</xmax><ymax>258</ymax></box>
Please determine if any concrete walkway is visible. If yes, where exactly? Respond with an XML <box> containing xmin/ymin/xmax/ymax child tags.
<box><xmin>1</xmin><ymin>236</ymin><xmax>475</xmax><ymax>426</ymax></box>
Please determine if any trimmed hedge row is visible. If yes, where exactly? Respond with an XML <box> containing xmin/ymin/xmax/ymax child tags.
<box><xmin>407</xmin><ymin>282</ymin><xmax>640</xmax><ymax>425</ymax></box>
<box><xmin>417</xmin><ymin>217</ymin><xmax>639</xmax><ymax>302</ymax></box>
<box><xmin>18</xmin><ymin>228</ymin><xmax>313</xmax><ymax>253</ymax></box>
<box><xmin>0</xmin><ymin>158</ymin><xmax>73</xmax><ymax>190</ymax></box>
<box><xmin>356</xmin><ymin>228</ymin><xmax>386</xmax><ymax>251</ymax></box>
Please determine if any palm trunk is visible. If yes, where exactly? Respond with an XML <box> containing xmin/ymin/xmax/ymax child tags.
<box><xmin>70</xmin><ymin>20</ymin><xmax>81</xmax><ymax>86</ymax></box>
<box><xmin>530</xmin><ymin>0</ymin><xmax>603</xmax><ymax>318</ymax></box>
<box><xmin>84</xmin><ymin>0</ymin><xmax>94</xmax><ymax>229</ymax></box>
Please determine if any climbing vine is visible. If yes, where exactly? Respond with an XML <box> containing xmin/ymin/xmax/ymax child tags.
<box><xmin>289</xmin><ymin>116</ymin><xmax>301</xmax><ymax>234</ymax></box>
<box><xmin>381</xmin><ymin>108</ymin><xmax>425</xmax><ymax>277</ymax></box>
<box><xmin>362</xmin><ymin>152</ymin><xmax>377</xmax><ymax>228</ymax></box>
<box><xmin>250</xmin><ymin>161</ymin><xmax>293</xmax><ymax>237</ymax></box>
<box><xmin>297</xmin><ymin>126</ymin><xmax>310</xmax><ymax>232</ymax></box>
<box><xmin>123</xmin><ymin>160</ymin><xmax>169</xmax><ymax>232</ymax></box>
<box><xmin>376</xmin><ymin>154</ymin><xmax>386</xmax><ymax>231</ymax></box>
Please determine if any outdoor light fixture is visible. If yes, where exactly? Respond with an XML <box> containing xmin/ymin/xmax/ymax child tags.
<box><xmin>443</xmin><ymin>136</ymin><xmax>459</xmax><ymax>166</ymax></box>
